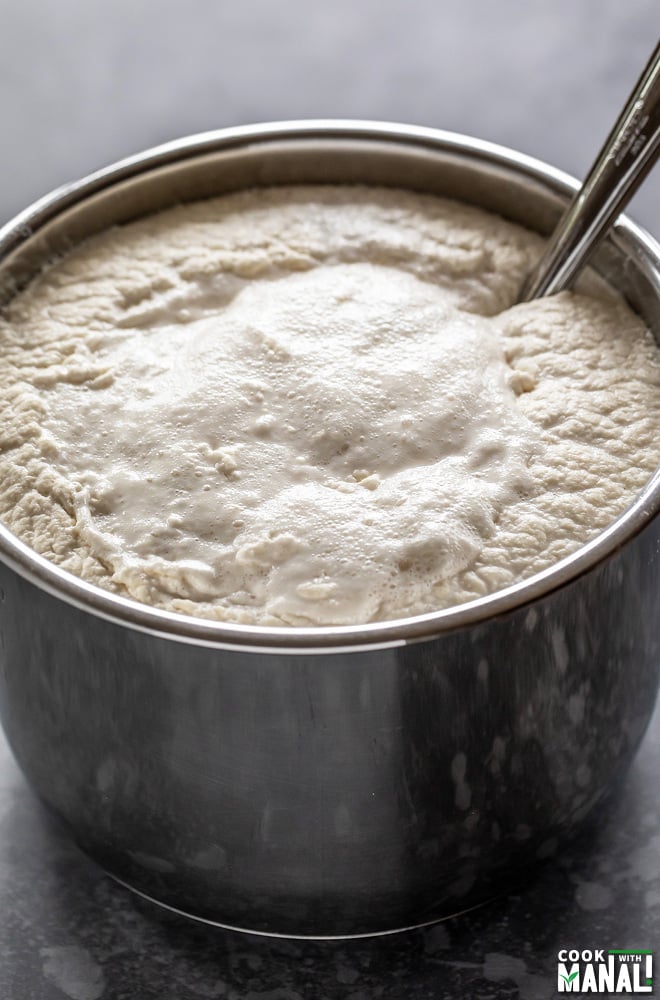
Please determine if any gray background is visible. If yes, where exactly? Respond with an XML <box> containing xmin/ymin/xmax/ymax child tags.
<box><xmin>1</xmin><ymin>1</ymin><xmax>660</xmax><ymax>998</ymax></box>
<box><xmin>1</xmin><ymin>0</ymin><xmax>659</xmax><ymax>233</ymax></box>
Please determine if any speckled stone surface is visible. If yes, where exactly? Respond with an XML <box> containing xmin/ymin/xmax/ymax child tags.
<box><xmin>1</xmin><ymin>1</ymin><xmax>660</xmax><ymax>997</ymax></box>
<box><xmin>1</xmin><ymin>713</ymin><xmax>659</xmax><ymax>1000</ymax></box>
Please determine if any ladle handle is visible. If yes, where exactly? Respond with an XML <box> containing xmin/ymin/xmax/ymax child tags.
<box><xmin>519</xmin><ymin>40</ymin><xmax>660</xmax><ymax>303</ymax></box>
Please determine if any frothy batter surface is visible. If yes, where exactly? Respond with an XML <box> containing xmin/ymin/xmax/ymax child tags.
<box><xmin>1</xmin><ymin>186</ymin><xmax>659</xmax><ymax>625</ymax></box>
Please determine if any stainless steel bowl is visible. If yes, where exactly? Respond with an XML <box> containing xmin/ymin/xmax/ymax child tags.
<box><xmin>0</xmin><ymin>122</ymin><xmax>659</xmax><ymax>938</ymax></box>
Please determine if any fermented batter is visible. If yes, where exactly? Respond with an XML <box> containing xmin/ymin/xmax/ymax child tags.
<box><xmin>1</xmin><ymin>186</ymin><xmax>658</xmax><ymax>625</ymax></box>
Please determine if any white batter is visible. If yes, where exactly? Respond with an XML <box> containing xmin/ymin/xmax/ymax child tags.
<box><xmin>0</xmin><ymin>186</ymin><xmax>658</xmax><ymax>625</ymax></box>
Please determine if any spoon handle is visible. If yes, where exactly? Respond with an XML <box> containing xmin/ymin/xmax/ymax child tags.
<box><xmin>519</xmin><ymin>40</ymin><xmax>660</xmax><ymax>303</ymax></box>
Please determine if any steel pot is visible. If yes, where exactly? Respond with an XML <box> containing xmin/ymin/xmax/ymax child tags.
<box><xmin>0</xmin><ymin>122</ymin><xmax>659</xmax><ymax>938</ymax></box>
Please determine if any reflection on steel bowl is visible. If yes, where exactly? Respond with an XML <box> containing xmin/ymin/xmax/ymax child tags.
<box><xmin>0</xmin><ymin>122</ymin><xmax>659</xmax><ymax>938</ymax></box>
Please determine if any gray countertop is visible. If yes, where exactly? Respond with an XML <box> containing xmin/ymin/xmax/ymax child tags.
<box><xmin>1</xmin><ymin>2</ymin><xmax>660</xmax><ymax>997</ymax></box>
<box><xmin>1</xmin><ymin>714</ymin><xmax>658</xmax><ymax>1000</ymax></box>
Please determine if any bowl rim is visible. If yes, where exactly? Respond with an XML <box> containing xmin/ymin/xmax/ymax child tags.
<box><xmin>1</xmin><ymin>118</ymin><xmax>659</xmax><ymax>653</ymax></box>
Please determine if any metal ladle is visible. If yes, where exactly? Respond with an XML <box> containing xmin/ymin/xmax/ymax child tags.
<box><xmin>519</xmin><ymin>39</ymin><xmax>660</xmax><ymax>303</ymax></box>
